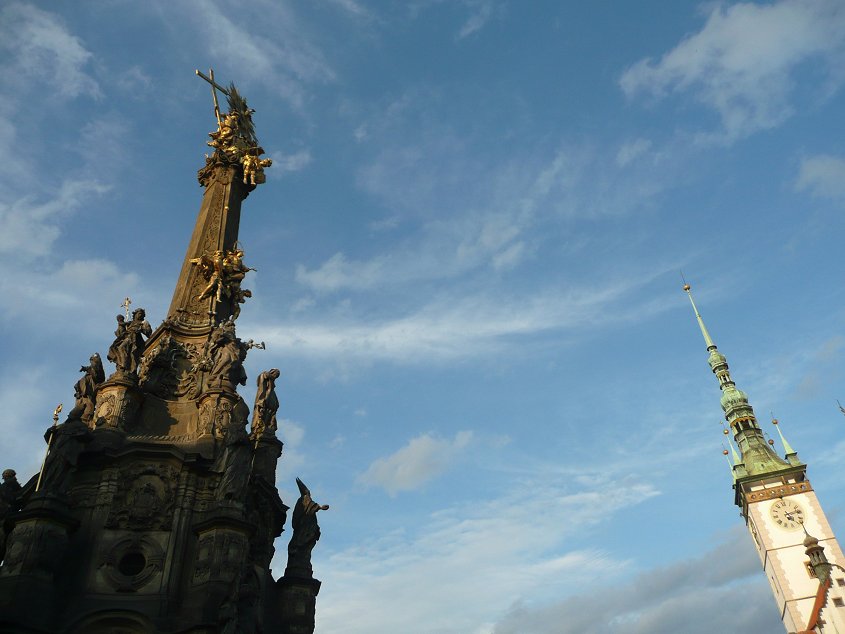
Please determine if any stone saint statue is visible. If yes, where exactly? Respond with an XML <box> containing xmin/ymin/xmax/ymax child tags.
<box><xmin>39</xmin><ymin>419</ymin><xmax>92</xmax><ymax>495</ymax></box>
<box><xmin>251</xmin><ymin>369</ymin><xmax>280</xmax><ymax>438</ymax></box>
<box><xmin>214</xmin><ymin>397</ymin><xmax>251</xmax><ymax>502</ymax></box>
<box><xmin>285</xmin><ymin>478</ymin><xmax>329</xmax><ymax>579</ymax></box>
<box><xmin>206</xmin><ymin>321</ymin><xmax>248</xmax><ymax>391</ymax></box>
<box><xmin>108</xmin><ymin>309</ymin><xmax>151</xmax><ymax>376</ymax></box>
<box><xmin>0</xmin><ymin>469</ymin><xmax>22</xmax><ymax>563</ymax></box>
<box><xmin>66</xmin><ymin>353</ymin><xmax>105</xmax><ymax>425</ymax></box>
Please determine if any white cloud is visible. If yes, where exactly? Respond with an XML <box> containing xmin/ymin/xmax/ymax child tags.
<box><xmin>276</xmin><ymin>418</ymin><xmax>307</xmax><ymax>481</ymax></box>
<box><xmin>796</xmin><ymin>154</ymin><xmax>845</xmax><ymax>200</ymax></box>
<box><xmin>358</xmin><ymin>431</ymin><xmax>473</xmax><ymax>495</ymax></box>
<box><xmin>177</xmin><ymin>0</ymin><xmax>335</xmax><ymax>110</ymax></box>
<box><xmin>620</xmin><ymin>0</ymin><xmax>845</xmax><ymax>141</ymax></box>
<box><xmin>0</xmin><ymin>2</ymin><xmax>101</xmax><ymax>99</ymax></box>
<box><xmin>492</xmin><ymin>527</ymin><xmax>782</xmax><ymax>634</ymax></box>
<box><xmin>410</xmin><ymin>0</ymin><xmax>504</xmax><ymax>40</ymax></box>
<box><xmin>269</xmin><ymin>148</ymin><xmax>313</xmax><ymax>174</ymax></box>
<box><xmin>295</xmin><ymin>251</ymin><xmax>388</xmax><ymax>292</ymax></box>
<box><xmin>0</xmin><ymin>180</ymin><xmax>110</xmax><ymax>259</ymax></box>
<box><xmin>314</xmin><ymin>477</ymin><xmax>659</xmax><ymax>633</ymax></box>
<box><xmin>0</xmin><ymin>366</ymin><xmax>60</xmax><ymax>480</ymax></box>
<box><xmin>456</xmin><ymin>0</ymin><xmax>502</xmax><ymax>39</ymax></box>
<box><xmin>250</xmin><ymin>272</ymin><xmax>674</xmax><ymax>364</ymax></box>
<box><xmin>616</xmin><ymin>138</ymin><xmax>652</xmax><ymax>167</ymax></box>
<box><xmin>326</xmin><ymin>0</ymin><xmax>372</xmax><ymax>20</ymax></box>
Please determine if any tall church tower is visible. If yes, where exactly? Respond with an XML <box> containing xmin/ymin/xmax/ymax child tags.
<box><xmin>0</xmin><ymin>73</ymin><xmax>326</xmax><ymax>634</ymax></box>
<box><xmin>685</xmin><ymin>284</ymin><xmax>845</xmax><ymax>633</ymax></box>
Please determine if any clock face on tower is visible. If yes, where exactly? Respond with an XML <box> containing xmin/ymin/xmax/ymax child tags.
<box><xmin>770</xmin><ymin>498</ymin><xmax>805</xmax><ymax>530</ymax></box>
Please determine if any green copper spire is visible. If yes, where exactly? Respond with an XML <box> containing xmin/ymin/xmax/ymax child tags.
<box><xmin>683</xmin><ymin>283</ymin><xmax>792</xmax><ymax>477</ymax></box>
<box><xmin>771</xmin><ymin>417</ymin><xmax>802</xmax><ymax>465</ymax></box>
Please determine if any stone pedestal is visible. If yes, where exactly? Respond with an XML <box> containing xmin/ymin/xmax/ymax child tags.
<box><xmin>252</xmin><ymin>435</ymin><xmax>283</xmax><ymax>484</ymax></box>
<box><xmin>94</xmin><ymin>375</ymin><xmax>143</xmax><ymax>431</ymax></box>
<box><xmin>191</xmin><ymin>510</ymin><xmax>254</xmax><ymax>624</ymax></box>
<box><xmin>0</xmin><ymin>494</ymin><xmax>78</xmax><ymax>632</ymax></box>
<box><xmin>197</xmin><ymin>389</ymin><xmax>239</xmax><ymax>439</ymax></box>
<box><xmin>276</xmin><ymin>576</ymin><xmax>321</xmax><ymax>634</ymax></box>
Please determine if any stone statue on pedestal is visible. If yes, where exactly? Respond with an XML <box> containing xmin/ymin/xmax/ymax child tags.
<box><xmin>39</xmin><ymin>420</ymin><xmax>92</xmax><ymax>495</ymax></box>
<box><xmin>285</xmin><ymin>478</ymin><xmax>329</xmax><ymax>579</ymax></box>
<box><xmin>214</xmin><ymin>396</ymin><xmax>251</xmax><ymax>502</ymax></box>
<box><xmin>0</xmin><ymin>469</ymin><xmax>22</xmax><ymax>563</ymax></box>
<box><xmin>67</xmin><ymin>353</ymin><xmax>104</xmax><ymax>425</ymax></box>
<box><xmin>251</xmin><ymin>369</ymin><xmax>280</xmax><ymax>438</ymax></box>
<box><xmin>206</xmin><ymin>321</ymin><xmax>249</xmax><ymax>391</ymax></box>
<box><xmin>107</xmin><ymin>308</ymin><xmax>151</xmax><ymax>377</ymax></box>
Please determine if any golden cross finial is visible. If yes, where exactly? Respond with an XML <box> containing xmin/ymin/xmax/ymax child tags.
<box><xmin>196</xmin><ymin>68</ymin><xmax>230</xmax><ymax>127</ymax></box>
<box><xmin>121</xmin><ymin>297</ymin><xmax>132</xmax><ymax>319</ymax></box>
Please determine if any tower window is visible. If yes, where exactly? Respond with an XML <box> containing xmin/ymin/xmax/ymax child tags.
<box><xmin>806</xmin><ymin>562</ymin><xmax>817</xmax><ymax>578</ymax></box>
<box><xmin>837</xmin><ymin>578</ymin><xmax>845</xmax><ymax>587</ymax></box>
<box><xmin>833</xmin><ymin>598</ymin><xmax>844</xmax><ymax>608</ymax></box>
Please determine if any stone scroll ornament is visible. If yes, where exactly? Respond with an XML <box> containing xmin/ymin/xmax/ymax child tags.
<box><xmin>285</xmin><ymin>478</ymin><xmax>329</xmax><ymax>579</ymax></box>
<box><xmin>196</xmin><ymin>69</ymin><xmax>273</xmax><ymax>187</ymax></box>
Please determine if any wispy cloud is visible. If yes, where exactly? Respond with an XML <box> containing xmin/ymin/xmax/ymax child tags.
<box><xmin>492</xmin><ymin>528</ymin><xmax>782</xmax><ymax>634</ymax></box>
<box><xmin>620</xmin><ymin>0</ymin><xmax>845</xmax><ymax>142</ymax></box>
<box><xmin>269</xmin><ymin>148</ymin><xmax>313</xmax><ymax>174</ymax></box>
<box><xmin>172</xmin><ymin>0</ymin><xmax>335</xmax><ymax>110</ymax></box>
<box><xmin>251</xmin><ymin>277</ymin><xmax>669</xmax><ymax>364</ymax></box>
<box><xmin>0</xmin><ymin>2</ymin><xmax>101</xmax><ymax>100</ymax></box>
<box><xmin>313</xmin><ymin>476</ymin><xmax>658</xmax><ymax>634</ymax></box>
<box><xmin>0</xmin><ymin>181</ymin><xmax>110</xmax><ymax>259</ymax></box>
<box><xmin>410</xmin><ymin>0</ymin><xmax>504</xmax><ymax>40</ymax></box>
<box><xmin>358</xmin><ymin>430</ymin><xmax>473</xmax><ymax>495</ymax></box>
<box><xmin>796</xmin><ymin>153</ymin><xmax>845</xmax><ymax>201</ymax></box>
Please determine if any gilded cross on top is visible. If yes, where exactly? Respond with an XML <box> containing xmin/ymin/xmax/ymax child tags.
<box><xmin>195</xmin><ymin>68</ymin><xmax>272</xmax><ymax>186</ymax></box>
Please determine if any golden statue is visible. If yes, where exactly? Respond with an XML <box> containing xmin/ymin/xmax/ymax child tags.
<box><xmin>196</xmin><ymin>69</ymin><xmax>272</xmax><ymax>187</ymax></box>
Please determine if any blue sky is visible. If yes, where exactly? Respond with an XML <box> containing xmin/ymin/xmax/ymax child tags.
<box><xmin>3</xmin><ymin>1</ymin><xmax>845</xmax><ymax>632</ymax></box>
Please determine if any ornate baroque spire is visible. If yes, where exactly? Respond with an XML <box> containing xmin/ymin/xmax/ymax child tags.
<box><xmin>683</xmin><ymin>283</ymin><xmax>792</xmax><ymax>477</ymax></box>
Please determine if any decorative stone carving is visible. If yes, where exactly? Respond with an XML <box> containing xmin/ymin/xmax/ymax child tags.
<box><xmin>192</xmin><ymin>528</ymin><xmax>248</xmax><ymax>586</ymax></box>
<box><xmin>66</xmin><ymin>354</ymin><xmax>105</xmax><ymax>426</ymax></box>
<box><xmin>139</xmin><ymin>333</ymin><xmax>201</xmax><ymax>400</ymax></box>
<box><xmin>94</xmin><ymin>377</ymin><xmax>142</xmax><ymax>432</ymax></box>
<box><xmin>105</xmin><ymin>463</ymin><xmax>179</xmax><ymax>531</ymax></box>
<box><xmin>251</xmin><ymin>369</ymin><xmax>280</xmax><ymax>439</ymax></box>
<box><xmin>285</xmin><ymin>478</ymin><xmax>329</xmax><ymax>579</ymax></box>
<box><xmin>0</xmin><ymin>521</ymin><xmax>68</xmax><ymax>579</ymax></box>
<box><xmin>218</xmin><ymin>565</ymin><xmax>263</xmax><ymax>634</ymax></box>
<box><xmin>100</xmin><ymin>535</ymin><xmax>165</xmax><ymax>592</ymax></box>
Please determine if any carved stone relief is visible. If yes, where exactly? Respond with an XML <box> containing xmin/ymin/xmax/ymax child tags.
<box><xmin>105</xmin><ymin>464</ymin><xmax>179</xmax><ymax>531</ymax></box>
<box><xmin>139</xmin><ymin>334</ymin><xmax>201</xmax><ymax>400</ymax></box>
<box><xmin>100</xmin><ymin>535</ymin><xmax>165</xmax><ymax>592</ymax></box>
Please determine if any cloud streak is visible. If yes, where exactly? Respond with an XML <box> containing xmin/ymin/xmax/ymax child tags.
<box><xmin>358</xmin><ymin>430</ymin><xmax>473</xmax><ymax>495</ymax></box>
<box><xmin>796</xmin><ymin>154</ymin><xmax>845</xmax><ymax>201</ymax></box>
<box><xmin>492</xmin><ymin>527</ymin><xmax>783</xmax><ymax>634</ymax></box>
<box><xmin>620</xmin><ymin>0</ymin><xmax>845</xmax><ymax>142</ymax></box>
<box><xmin>314</xmin><ymin>476</ymin><xmax>659</xmax><ymax>634</ymax></box>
